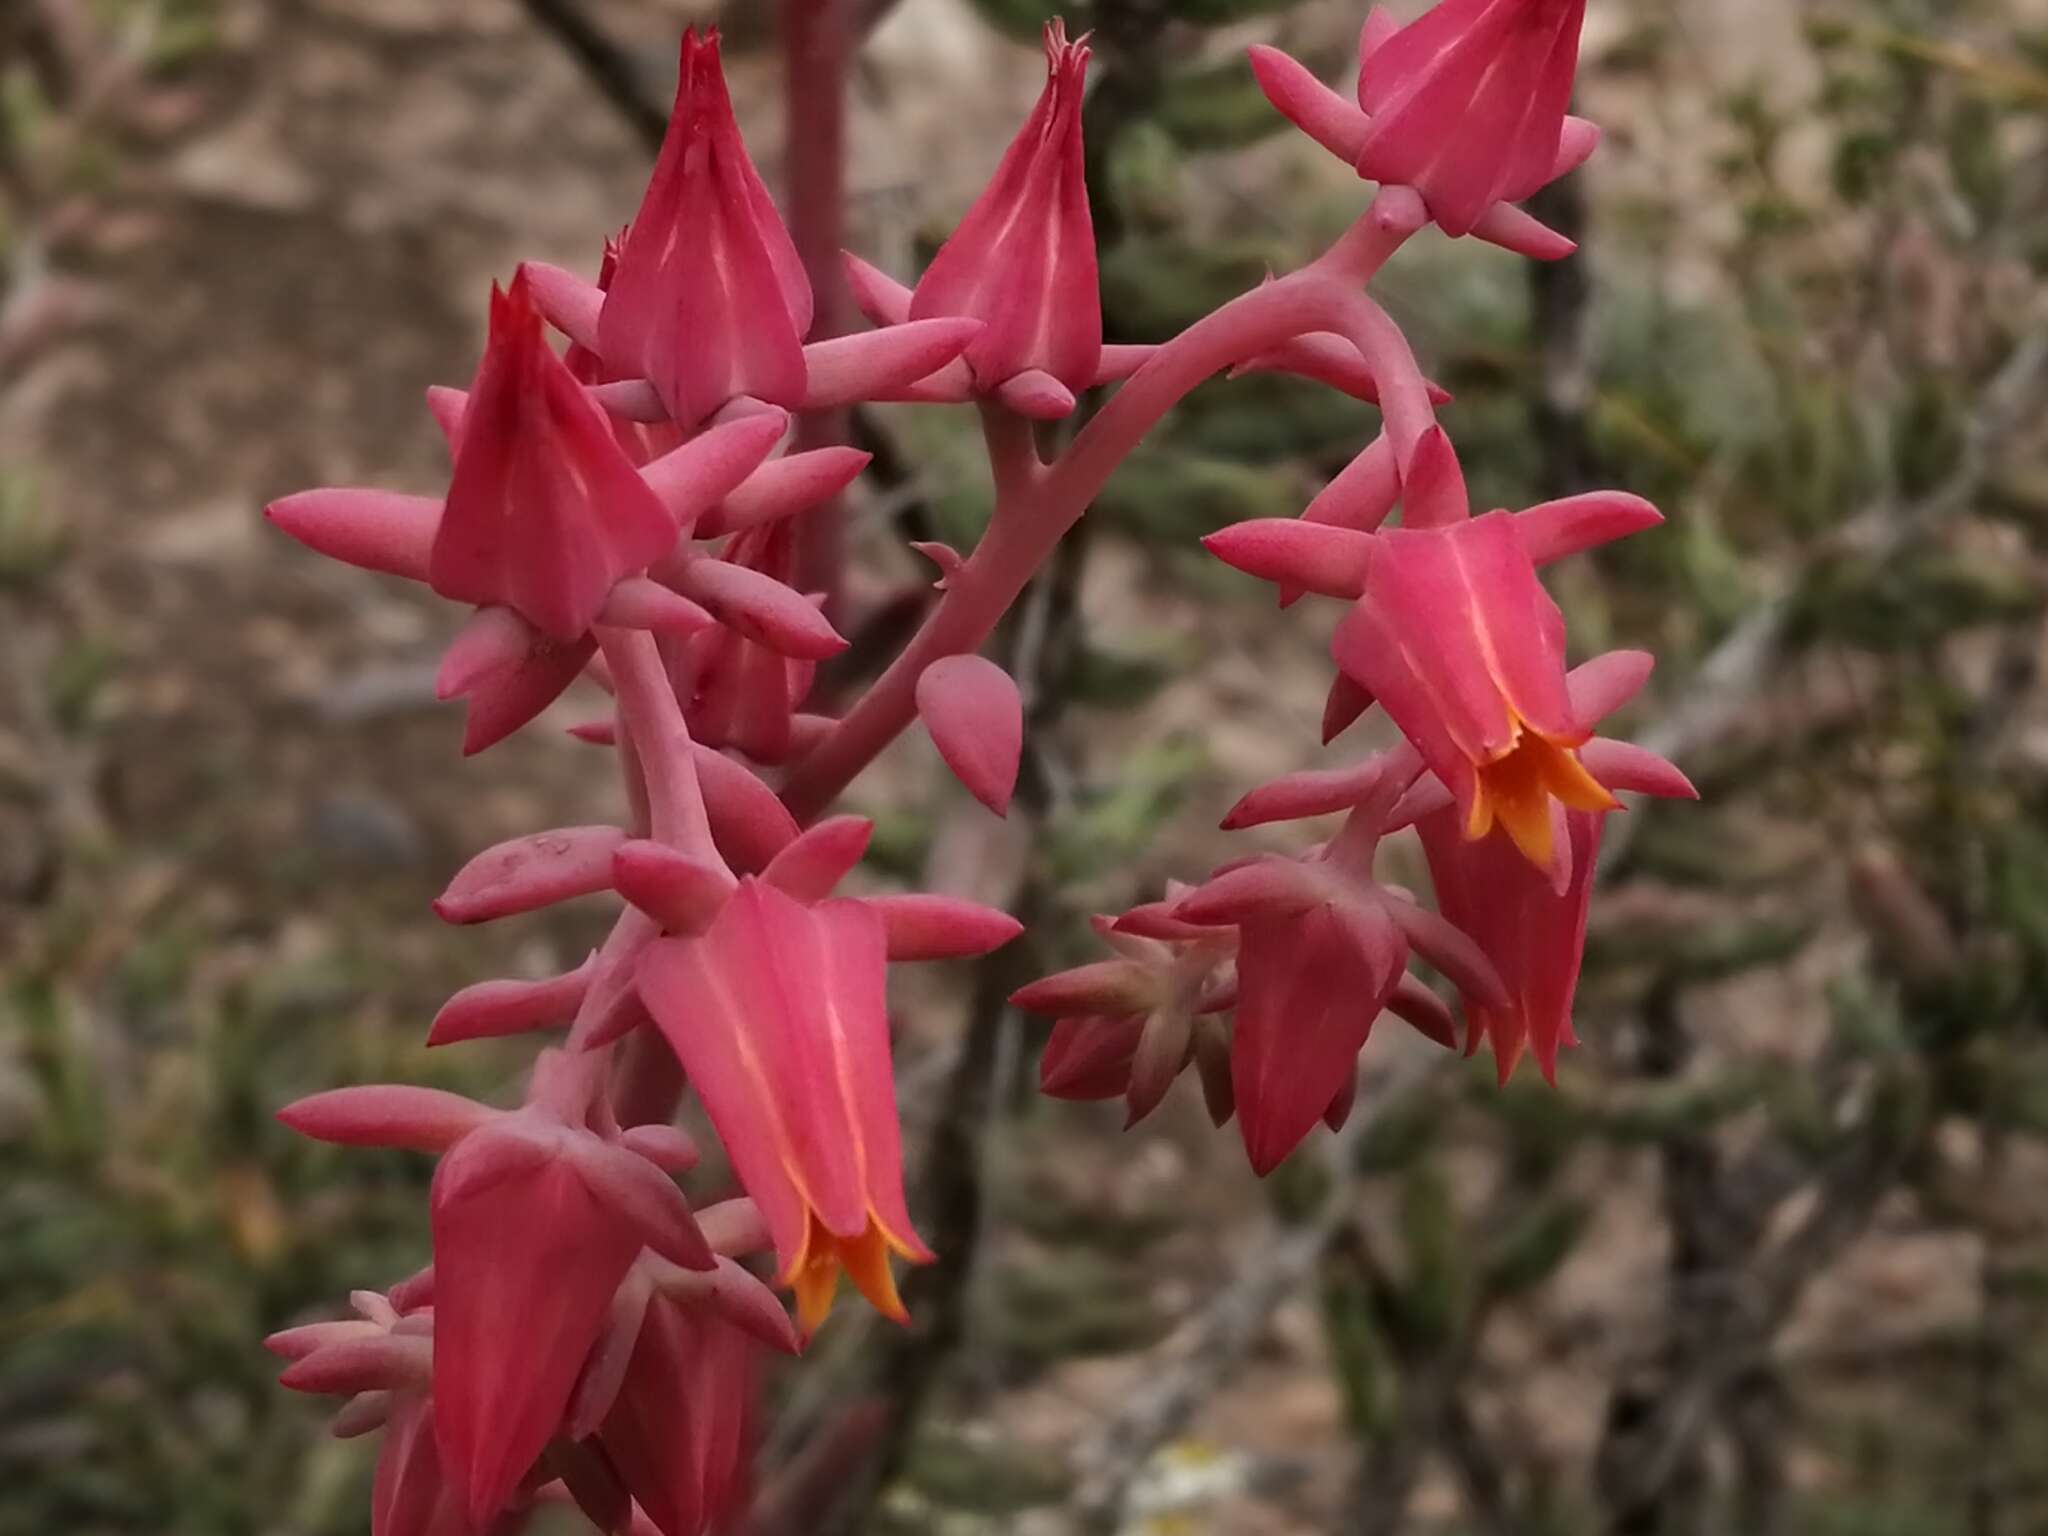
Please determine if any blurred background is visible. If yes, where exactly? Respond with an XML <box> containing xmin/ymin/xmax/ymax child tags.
<box><xmin>5</xmin><ymin>0</ymin><xmax>2048</xmax><ymax>1532</ymax></box>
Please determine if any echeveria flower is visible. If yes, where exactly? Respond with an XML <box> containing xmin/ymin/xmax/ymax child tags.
<box><xmin>639</xmin><ymin>881</ymin><xmax>933</xmax><ymax>1335</ymax></box>
<box><xmin>600</xmin><ymin>28</ymin><xmax>814</xmax><ymax>427</ymax></box>
<box><xmin>429</xmin><ymin>269</ymin><xmax>677</xmax><ymax>643</ymax></box>
<box><xmin>909</xmin><ymin>22</ymin><xmax>1100</xmax><ymax>402</ymax></box>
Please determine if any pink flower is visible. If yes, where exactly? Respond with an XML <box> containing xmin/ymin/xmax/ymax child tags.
<box><xmin>600</xmin><ymin>28</ymin><xmax>814</xmax><ymax>428</ymax></box>
<box><xmin>1332</xmin><ymin>511</ymin><xmax>1619</xmax><ymax>872</ymax></box>
<box><xmin>1173</xmin><ymin>852</ymin><xmax>1499</xmax><ymax>1174</ymax></box>
<box><xmin>596</xmin><ymin>1296</ymin><xmax>759</xmax><ymax>1536</ymax></box>
<box><xmin>428</xmin><ymin>269</ymin><xmax>677</xmax><ymax>642</ymax></box>
<box><xmin>908</xmin><ymin>22</ymin><xmax>1100</xmax><ymax>400</ymax></box>
<box><xmin>637</xmin><ymin>880</ymin><xmax>933</xmax><ymax>1336</ymax></box>
<box><xmin>1416</xmin><ymin>806</ymin><xmax>1597</xmax><ymax>1083</ymax></box>
<box><xmin>278</xmin><ymin>1055</ymin><xmax>716</xmax><ymax>1527</ymax></box>
<box><xmin>1247</xmin><ymin>1</ymin><xmax>1599</xmax><ymax>257</ymax></box>
<box><xmin>1396</xmin><ymin>651</ymin><xmax>1698</xmax><ymax>1082</ymax></box>
<box><xmin>1356</xmin><ymin>0</ymin><xmax>1588</xmax><ymax>237</ymax></box>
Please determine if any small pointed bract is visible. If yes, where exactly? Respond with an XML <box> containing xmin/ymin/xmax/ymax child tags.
<box><xmin>638</xmin><ymin>881</ymin><xmax>931</xmax><ymax>1336</ymax></box>
<box><xmin>916</xmin><ymin>655</ymin><xmax>1023</xmax><ymax>816</ymax></box>
<box><xmin>429</xmin><ymin>270</ymin><xmax>677</xmax><ymax>642</ymax></box>
<box><xmin>279</xmin><ymin>1085</ymin><xmax>498</xmax><ymax>1154</ymax></box>
<box><xmin>1355</xmin><ymin>0</ymin><xmax>1589</xmax><ymax>236</ymax></box>
<box><xmin>909</xmin><ymin>22</ymin><xmax>1100</xmax><ymax>396</ymax></box>
<box><xmin>433</xmin><ymin>825</ymin><xmax>627</xmax><ymax>925</ymax></box>
<box><xmin>600</xmin><ymin>28</ymin><xmax>813</xmax><ymax>427</ymax></box>
<box><xmin>863</xmin><ymin>893</ymin><xmax>1023</xmax><ymax>961</ymax></box>
<box><xmin>456</xmin><ymin>632</ymin><xmax>597</xmax><ymax>757</ymax></box>
<box><xmin>1332</xmin><ymin>512</ymin><xmax>1617</xmax><ymax>871</ymax></box>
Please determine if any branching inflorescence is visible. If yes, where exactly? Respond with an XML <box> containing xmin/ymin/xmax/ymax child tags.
<box><xmin>262</xmin><ymin>4</ymin><xmax>1696</xmax><ymax>1532</ymax></box>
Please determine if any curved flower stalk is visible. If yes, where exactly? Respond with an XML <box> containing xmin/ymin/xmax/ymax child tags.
<box><xmin>261</xmin><ymin>1</ymin><xmax>1689</xmax><ymax>1528</ymax></box>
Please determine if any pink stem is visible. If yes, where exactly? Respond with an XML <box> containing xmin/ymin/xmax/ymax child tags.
<box><xmin>1303</xmin><ymin>185</ymin><xmax>1429</xmax><ymax>288</ymax></box>
<box><xmin>1323</xmin><ymin>749</ymin><xmax>1422</xmax><ymax>877</ymax></box>
<box><xmin>596</xmin><ymin>627</ymin><xmax>726</xmax><ymax>874</ymax></box>
<box><xmin>779</xmin><ymin>235</ymin><xmax>1430</xmax><ymax>822</ymax></box>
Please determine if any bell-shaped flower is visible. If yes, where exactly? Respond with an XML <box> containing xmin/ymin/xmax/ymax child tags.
<box><xmin>1013</xmin><ymin>896</ymin><xmax>1236</xmax><ymax>1128</ymax></box>
<box><xmin>1354</xmin><ymin>0</ymin><xmax>1589</xmax><ymax>237</ymax></box>
<box><xmin>428</xmin><ymin>269</ymin><xmax>678</xmax><ymax>642</ymax></box>
<box><xmin>907</xmin><ymin>22</ymin><xmax>1100</xmax><ymax>403</ymax></box>
<box><xmin>1247</xmin><ymin>1</ymin><xmax>1599</xmax><ymax>257</ymax></box>
<box><xmin>1172</xmin><ymin>850</ymin><xmax>1497</xmax><ymax>1174</ymax></box>
<box><xmin>1397</xmin><ymin>651</ymin><xmax>1697</xmax><ymax>1082</ymax></box>
<box><xmin>637</xmin><ymin>880</ymin><xmax>933</xmax><ymax>1336</ymax></box>
<box><xmin>427</xmin><ymin>1085</ymin><xmax>713</xmax><ymax>1523</ymax></box>
<box><xmin>599</xmin><ymin>28</ymin><xmax>814</xmax><ymax>428</ymax></box>
<box><xmin>1331</xmin><ymin>510</ymin><xmax>1620</xmax><ymax>872</ymax></box>
<box><xmin>594</xmin><ymin>1291</ymin><xmax>761</xmax><ymax>1536</ymax></box>
<box><xmin>1415</xmin><ymin>806</ymin><xmax>1595</xmax><ymax>1085</ymax></box>
<box><xmin>279</xmin><ymin>1053</ymin><xmax>716</xmax><ymax>1528</ymax></box>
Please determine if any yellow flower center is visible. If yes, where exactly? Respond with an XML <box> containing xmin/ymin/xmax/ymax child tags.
<box><xmin>1467</xmin><ymin>722</ymin><xmax>1618</xmax><ymax>867</ymax></box>
<box><xmin>787</xmin><ymin>1211</ymin><xmax>921</xmax><ymax>1338</ymax></box>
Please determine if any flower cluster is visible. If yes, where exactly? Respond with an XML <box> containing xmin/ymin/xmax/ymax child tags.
<box><xmin>264</xmin><ymin>7</ymin><xmax>1689</xmax><ymax>1533</ymax></box>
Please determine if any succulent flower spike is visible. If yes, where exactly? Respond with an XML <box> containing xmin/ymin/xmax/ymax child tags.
<box><xmin>638</xmin><ymin>882</ymin><xmax>933</xmax><ymax>1337</ymax></box>
<box><xmin>255</xmin><ymin>17</ymin><xmax>1691</xmax><ymax>1523</ymax></box>
<box><xmin>428</xmin><ymin>269</ymin><xmax>678</xmax><ymax>643</ymax></box>
<box><xmin>600</xmin><ymin>28</ymin><xmax>813</xmax><ymax>428</ymax></box>
<box><xmin>908</xmin><ymin>22</ymin><xmax>1100</xmax><ymax>402</ymax></box>
<box><xmin>1332</xmin><ymin>511</ymin><xmax>1620</xmax><ymax>871</ymax></box>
